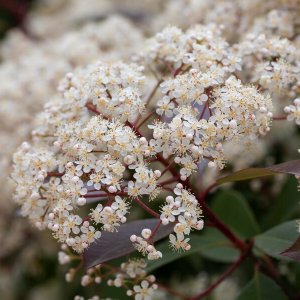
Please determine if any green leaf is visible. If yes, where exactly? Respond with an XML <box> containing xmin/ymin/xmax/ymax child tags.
<box><xmin>212</xmin><ymin>190</ymin><xmax>260</xmax><ymax>239</ymax></box>
<box><xmin>263</xmin><ymin>177</ymin><xmax>300</xmax><ymax>229</ymax></box>
<box><xmin>198</xmin><ymin>228</ymin><xmax>240</xmax><ymax>263</ymax></box>
<box><xmin>254</xmin><ymin>220</ymin><xmax>299</xmax><ymax>260</ymax></box>
<box><xmin>216</xmin><ymin>160</ymin><xmax>300</xmax><ymax>185</ymax></box>
<box><xmin>236</xmin><ymin>272</ymin><xmax>288</xmax><ymax>300</ymax></box>
<box><xmin>146</xmin><ymin>228</ymin><xmax>239</xmax><ymax>273</ymax></box>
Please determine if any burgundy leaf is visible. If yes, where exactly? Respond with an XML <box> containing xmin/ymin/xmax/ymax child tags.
<box><xmin>216</xmin><ymin>159</ymin><xmax>300</xmax><ymax>185</ymax></box>
<box><xmin>83</xmin><ymin>219</ymin><xmax>173</xmax><ymax>269</ymax></box>
<box><xmin>281</xmin><ymin>235</ymin><xmax>300</xmax><ymax>262</ymax></box>
<box><xmin>267</xmin><ymin>160</ymin><xmax>300</xmax><ymax>175</ymax></box>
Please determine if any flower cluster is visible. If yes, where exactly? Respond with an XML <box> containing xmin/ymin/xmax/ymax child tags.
<box><xmin>90</xmin><ymin>196</ymin><xmax>130</xmax><ymax>232</ymax></box>
<box><xmin>83</xmin><ymin>62</ymin><xmax>146</xmax><ymax>122</ymax></box>
<box><xmin>3</xmin><ymin>0</ymin><xmax>300</xmax><ymax>299</ymax></box>
<box><xmin>248</xmin><ymin>9</ymin><xmax>299</xmax><ymax>39</ymax></box>
<box><xmin>284</xmin><ymin>98</ymin><xmax>300</xmax><ymax>125</ymax></box>
<box><xmin>59</xmin><ymin>245</ymin><xmax>159</xmax><ymax>299</ymax></box>
<box><xmin>150</xmin><ymin>76</ymin><xmax>272</xmax><ymax>177</ymax></box>
<box><xmin>25</xmin><ymin>0</ymin><xmax>162</xmax><ymax>39</ymax></box>
<box><xmin>153</xmin><ymin>0</ymin><xmax>300</xmax><ymax>41</ymax></box>
<box><xmin>12</xmin><ymin>13</ymin><xmax>299</xmax><ymax>298</ymax></box>
<box><xmin>0</xmin><ymin>13</ymin><xmax>145</xmax><ymax>266</ymax></box>
<box><xmin>238</xmin><ymin>34</ymin><xmax>300</xmax><ymax>96</ymax></box>
<box><xmin>160</xmin><ymin>184</ymin><xmax>203</xmax><ymax>251</ymax></box>
<box><xmin>108</xmin><ymin>259</ymin><xmax>158</xmax><ymax>300</ymax></box>
<box><xmin>140</xmin><ymin>24</ymin><xmax>241</xmax><ymax>76</ymax></box>
<box><xmin>13</xmin><ymin>63</ymin><xmax>156</xmax><ymax>253</ymax></box>
<box><xmin>12</xmin><ymin>21</ymin><xmax>276</xmax><ymax>259</ymax></box>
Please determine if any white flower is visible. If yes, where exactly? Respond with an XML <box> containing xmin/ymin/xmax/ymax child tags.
<box><xmin>156</xmin><ymin>97</ymin><xmax>175</xmax><ymax>117</ymax></box>
<box><xmin>284</xmin><ymin>98</ymin><xmax>300</xmax><ymax>125</ymax></box>
<box><xmin>169</xmin><ymin>233</ymin><xmax>191</xmax><ymax>252</ymax></box>
<box><xmin>133</xmin><ymin>280</ymin><xmax>157</xmax><ymax>300</ymax></box>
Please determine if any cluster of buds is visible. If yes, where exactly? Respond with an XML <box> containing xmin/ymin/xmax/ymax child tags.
<box><xmin>130</xmin><ymin>229</ymin><xmax>163</xmax><ymax>260</ymax></box>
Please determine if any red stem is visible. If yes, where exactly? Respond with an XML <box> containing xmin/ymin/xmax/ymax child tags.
<box><xmin>190</xmin><ymin>180</ymin><xmax>247</xmax><ymax>251</ymax></box>
<box><xmin>256</xmin><ymin>254</ymin><xmax>292</xmax><ymax>299</ymax></box>
<box><xmin>47</xmin><ymin>172</ymin><xmax>64</xmax><ymax>177</ymax></box>
<box><xmin>160</xmin><ymin>159</ymin><xmax>175</xmax><ymax>177</ymax></box>
<box><xmin>84</xmin><ymin>194</ymin><xmax>107</xmax><ymax>198</ymax></box>
<box><xmin>134</xmin><ymin>79</ymin><xmax>161</xmax><ymax>127</ymax></box>
<box><xmin>156</xmin><ymin>154</ymin><xmax>182</xmax><ymax>183</ymax></box>
<box><xmin>133</xmin><ymin>197</ymin><xmax>160</xmax><ymax>218</ymax></box>
<box><xmin>148</xmin><ymin>220</ymin><xmax>162</xmax><ymax>243</ymax></box>
<box><xmin>136</xmin><ymin>111</ymin><xmax>155</xmax><ymax>129</ymax></box>
<box><xmin>159</xmin><ymin>177</ymin><xmax>178</xmax><ymax>186</ymax></box>
<box><xmin>198</xmin><ymin>101</ymin><xmax>208</xmax><ymax>120</ymax></box>
<box><xmin>273</xmin><ymin>116</ymin><xmax>287</xmax><ymax>121</ymax></box>
<box><xmin>173</xmin><ymin>64</ymin><xmax>184</xmax><ymax>77</ymax></box>
<box><xmin>85</xmin><ymin>102</ymin><xmax>101</xmax><ymax>115</ymax></box>
<box><xmin>202</xmin><ymin>202</ymin><xmax>247</xmax><ymax>251</ymax></box>
<box><xmin>194</xmin><ymin>181</ymin><xmax>292</xmax><ymax>298</ymax></box>
<box><xmin>198</xmin><ymin>183</ymin><xmax>218</xmax><ymax>206</ymax></box>
<box><xmin>84</xmin><ymin>191</ymin><xmax>127</xmax><ymax>198</ymax></box>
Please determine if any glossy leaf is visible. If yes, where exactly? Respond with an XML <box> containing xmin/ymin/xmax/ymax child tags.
<box><xmin>263</xmin><ymin>177</ymin><xmax>300</xmax><ymax>229</ymax></box>
<box><xmin>216</xmin><ymin>160</ymin><xmax>300</xmax><ymax>185</ymax></box>
<box><xmin>83</xmin><ymin>219</ymin><xmax>173</xmax><ymax>269</ymax></box>
<box><xmin>212</xmin><ymin>190</ymin><xmax>260</xmax><ymax>239</ymax></box>
<box><xmin>236</xmin><ymin>272</ymin><xmax>288</xmax><ymax>300</ymax></box>
<box><xmin>197</xmin><ymin>228</ymin><xmax>240</xmax><ymax>263</ymax></box>
<box><xmin>254</xmin><ymin>220</ymin><xmax>299</xmax><ymax>260</ymax></box>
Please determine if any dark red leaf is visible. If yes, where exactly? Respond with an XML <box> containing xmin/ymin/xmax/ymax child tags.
<box><xmin>267</xmin><ymin>160</ymin><xmax>300</xmax><ymax>175</ymax></box>
<box><xmin>216</xmin><ymin>160</ymin><xmax>300</xmax><ymax>185</ymax></box>
<box><xmin>83</xmin><ymin>219</ymin><xmax>173</xmax><ymax>269</ymax></box>
<box><xmin>281</xmin><ymin>235</ymin><xmax>300</xmax><ymax>262</ymax></box>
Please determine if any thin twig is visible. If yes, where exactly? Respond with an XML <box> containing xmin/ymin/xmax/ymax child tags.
<box><xmin>189</xmin><ymin>241</ymin><xmax>253</xmax><ymax>300</ymax></box>
<box><xmin>47</xmin><ymin>172</ymin><xmax>64</xmax><ymax>177</ymax></box>
<box><xmin>148</xmin><ymin>220</ymin><xmax>162</xmax><ymax>243</ymax></box>
<box><xmin>85</xmin><ymin>102</ymin><xmax>100</xmax><ymax>115</ymax></box>
<box><xmin>273</xmin><ymin>115</ymin><xmax>287</xmax><ymax>121</ymax></box>
<box><xmin>160</xmin><ymin>158</ymin><xmax>175</xmax><ymax>177</ymax></box>
<box><xmin>202</xmin><ymin>203</ymin><xmax>247</xmax><ymax>251</ymax></box>
<box><xmin>136</xmin><ymin>110</ymin><xmax>156</xmax><ymax>129</ymax></box>
<box><xmin>134</xmin><ymin>197</ymin><xmax>160</xmax><ymax>218</ymax></box>
<box><xmin>159</xmin><ymin>177</ymin><xmax>178</xmax><ymax>186</ymax></box>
